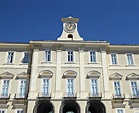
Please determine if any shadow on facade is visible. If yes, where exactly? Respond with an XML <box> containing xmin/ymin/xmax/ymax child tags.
<box><xmin>86</xmin><ymin>101</ymin><xmax>106</xmax><ymax>113</ymax></box>
<box><xmin>33</xmin><ymin>100</ymin><xmax>54</xmax><ymax>113</ymax></box>
<box><xmin>60</xmin><ymin>100</ymin><xmax>80</xmax><ymax>113</ymax></box>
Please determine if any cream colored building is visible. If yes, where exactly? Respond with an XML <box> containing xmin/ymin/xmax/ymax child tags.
<box><xmin>0</xmin><ymin>17</ymin><xmax>139</xmax><ymax>113</ymax></box>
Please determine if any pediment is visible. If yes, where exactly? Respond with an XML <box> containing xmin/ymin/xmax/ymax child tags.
<box><xmin>38</xmin><ymin>70</ymin><xmax>53</xmax><ymax>78</ymax></box>
<box><xmin>0</xmin><ymin>71</ymin><xmax>14</xmax><ymax>79</ymax></box>
<box><xmin>86</xmin><ymin>70</ymin><xmax>100</xmax><ymax>78</ymax></box>
<box><xmin>109</xmin><ymin>72</ymin><xmax>123</xmax><ymax>80</ymax></box>
<box><xmin>126</xmin><ymin>73</ymin><xmax>139</xmax><ymax>80</ymax></box>
<box><xmin>16</xmin><ymin>72</ymin><xmax>30</xmax><ymax>79</ymax></box>
<box><xmin>62</xmin><ymin>70</ymin><xmax>77</xmax><ymax>78</ymax></box>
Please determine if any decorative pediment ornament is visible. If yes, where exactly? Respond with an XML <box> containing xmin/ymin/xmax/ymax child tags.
<box><xmin>126</xmin><ymin>73</ymin><xmax>139</xmax><ymax>80</ymax></box>
<box><xmin>62</xmin><ymin>70</ymin><xmax>77</xmax><ymax>78</ymax></box>
<box><xmin>0</xmin><ymin>71</ymin><xmax>14</xmax><ymax>79</ymax></box>
<box><xmin>86</xmin><ymin>70</ymin><xmax>101</xmax><ymax>78</ymax></box>
<box><xmin>109</xmin><ymin>72</ymin><xmax>123</xmax><ymax>80</ymax></box>
<box><xmin>38</xmin><ymin>70</ymin><xmax>53</xmax><ymax>78</ymax></box>
<box><xmin>16</xmin><ymin>72</ymin><xmax>30</xmax><ymax>79</ymax></box>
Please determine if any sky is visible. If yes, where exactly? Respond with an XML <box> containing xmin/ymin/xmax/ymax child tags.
<box><xmin>0</xmin><ymin>0</ymin><xmax>139</xmax><ymax>44</ymax></box>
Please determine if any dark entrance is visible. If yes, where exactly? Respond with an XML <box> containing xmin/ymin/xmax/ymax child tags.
<box><xmin>86</xmin><ymin>101</ymin><xmax>106</xmax><ymax>113</ymax></box>
<box><xmin>60</xmin><ymin>101</ymin><xmax>80</xmax><ymax>113</ymax></box>
<box><xmin>33</xmin><ymin>100</ymin><xmax>54</xmax><ymax>113</ymax></box>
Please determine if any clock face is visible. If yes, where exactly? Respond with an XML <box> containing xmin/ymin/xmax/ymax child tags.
<box><xmin>64</xmin><ymin>22</ymin><xmax>76</xmax><ymax>33</ymax></box>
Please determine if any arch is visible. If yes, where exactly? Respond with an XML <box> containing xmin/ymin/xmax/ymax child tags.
<box><xmin>68</xmin><ymin>34</ymin><xmax>73</xmax><ymax>38</ymax></box>
<box><xmin>63</xmin><ymin>70</ymin><xmax>77</xmax><ymax>78</ymax></box>
<box><xmin>60</xmin><ymin>101</ymin><xmax>80</xmax><ymax>113</ymax></box>
<box><xmin>38</xmin><ymin>70</ymin><xmax>53</xmax><ymax>78</ymax></box>
<box><xmin>33</xmin><ymin>101</ymin><xmax>54</xmax><ymax>113</ymax></box>
<box><xmin>86</xmin><ymin>70</ymin><xmax>101</xmax><ymax>78</ymax></box>
<box><xmin>86</xmin><ymin>101</ymin><xmax>106</xmax><ymax>113</ymax></box>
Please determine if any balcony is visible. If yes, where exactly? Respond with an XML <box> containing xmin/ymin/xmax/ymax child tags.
<box><xmin>88</xmin><ymin>92</ymin><xmax>102</xmax><ymax>98</ymax></box>
<box><xmin>14</xmin><ymin>93</ymin><xmax>27</xmax><ymax>99</ymax></box>
<box><xmin>63</xmin><ymin>92</ymin><xmax>77</xmax><ymax>98</ymax></box>
<box><xmin>130</xmin><ymin>94</ymin><xmax>139</xmax><ymax>99</ymax></box>
<box><xmin>112</xmin><ymin>94</ymin><xmax>125</xmax><ymax>99</ymax></box>
<box><xmin>38</xmin><ymin>92</ymin><xmax>51</xmax><ymax>98</ymax></box>
<box><xmin>0</xmin><ymin>93</ymin><xmax>10</xmax><ymax>99</ymax></box>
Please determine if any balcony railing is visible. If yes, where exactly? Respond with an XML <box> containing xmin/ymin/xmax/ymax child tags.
<box><xmin>63</xmin><ymin>92</ymin><xmax>77</xmax><ymax>98</ymax></box>
<box><xmin>15</xmin><ymin>93</ymin><xmax>27</xmax><ymax>99</ymax></box>
<box><xmin>112</xmin><ymin>94</ymin><xmax>125</xmax><ymax>99</ymax></box>
<box><xmin>88</xmin><ymin>92</ymin><xmax>102</xmax><ymax>98</ymax></box>
<box><xmin>0</xmin><ymin>93</ymin><xmax>10</xmax><ymax>99</ymax></box>
<box><xmin>38</xmin><ymin>92</ymin><xmax>51</xmax><ymax>98</ymax></box>
<box><xmin>130</xmin><ymin>94</ymin><xmax>139</xmax><ymax>98</ymax></box>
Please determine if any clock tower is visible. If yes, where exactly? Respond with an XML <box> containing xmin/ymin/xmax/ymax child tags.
<box><xmin>57</xmin><ymin>16</ymin><xmax>83</xmax><ymax>41</ymax></box>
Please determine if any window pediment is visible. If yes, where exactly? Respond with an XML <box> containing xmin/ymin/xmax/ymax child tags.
<box><xmin>16</xmin><ymin>72</ymin><xmax>30</xmax><ymax>79</ymax></box>
<box><xmin>0</xmin><ymin>71</ymin><xmax>14</xmax><ymax>79</ymax></box>
<box><xmin>63</xmin><ymin>70</ymin><xmax>77</xmax><ymax>78</ymax></box>
<box><xmin>86</xmin><ymin>70</ymin><xmax>100</xmax><ymax>78</ymax></box>
<box><xmin>126</xmin><ymin>73</ymin><xmax>139</xmax><ymax>80</ymax></box>
<box><xmin>109</xmin><ymin>72</ymin><xmax>123</xmax><ymax>80</ymax></box>
<box><xmin>38</xmin><ymin>70</ymin><xmax>53</xmax><ymax>78</ymax></box>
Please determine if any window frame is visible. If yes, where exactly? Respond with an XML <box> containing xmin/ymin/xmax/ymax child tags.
<box><xmin>110</xmin><ymin>53</ymin><xmax>118</xmax><ymax>65</ymax></box>
<box><xmin>22</xmin><ymin>52</ymin><xmax>30</xmax><ymax>63</ymax></box>
<box><xmin>16</xmin><ymin>109</ymin><xmax>24</xmax><ymax>113</ymax></box>
<box><xmin>67</xmin><ymin>50</ymin><xmax>74</xmax><ymax>62</ymax></box>
<box><xmin>90</xmin><ymin>79</ymin><xmax>99</xmax><ymax>95</ymax></box>
<box><xmin>67</xmin><ymin>78</ymin><xmax>74</xmax><ymax>95</ymax></box>
<box><xmin>18</xmin><ymin>79</ymin><xmax>27</xmax><ymax>98</ymax></box>
<box><xmin>44</xmin><ymin>50</ymin><xmax>51</xmax><ymax>62</ymax></box>
<box><xmin>130</xmin><ymin>81</ymin><xmax>139</xmax><ymax>96</ymax></box>
<box><xmin>113</xmin><ymin>81</ymin><xmax>122</xmax><ymax>96</ymax></box>
<box><xmin>116</xmin><ymin>108</ymin><xmax>124</xmax><ymax>113</ymax></box>
<box><xmin>1</xmin><ymin>79</ymin><xmax>10</xmax><ymax>97</ymax></box>
<box><xmin>41</xmin><ymin>78</ymin><xmax>50</xmax><ymax>96</ymax></box>
<box><xmin>6</xmin><ymin>51</ymin><xmax>14</xmax><ymax>63</ymax></box>
<box><xmin>89</xmin><ymin>51</ymin><xmax>97</xmax><ymax>63</ymax></box>
<box><xmin>0</xmin><ymin>109</ymin><xmax>6</xmax><ymax>113</ymax></box>
<box><xmin>126</xmin><ymin>53</ymin><xmax>134</xmax><ymax>65</ymax></box>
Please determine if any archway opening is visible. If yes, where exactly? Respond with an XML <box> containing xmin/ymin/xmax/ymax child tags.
<box><xmin>86</xmin><ymin>101</ymin><xmax>106</xmax><ymax>113</ymax></box>
<box><xmin>60</xmin><ymin>101</ymin><xmax>80</xmax><ymax>113</ymax></box>
<box><xmin>35</xmin><ymin>102</ymin><xmax>54</xmax><ymax>113</ymax></box>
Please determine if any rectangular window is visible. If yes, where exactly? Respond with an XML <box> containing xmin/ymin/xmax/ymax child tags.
<box><xmin>131</xmin><ymin>81</ymin><xmax>139</xmax><ymax>96</ymax></box>
<box><xmin>7</xmin><ymin>52</ymin><xmax>14</xmax><ymax>63</ymax></box>
<box><xmin>67</xmin><ymin>79</ymin><xmax>74</xmax><ymax>95</ymax></box>
<box><xmin>22</xmin><ymin>52</ymin><xmax>29</xmax><ymax>63</ymax></box>
<box><xmin>0</xmin><ymin>109</ymin><xmax>6</xmax><ymax>113</ymax></box>
<box><xmin>19</xmin><ymin>80</ymin><xmax>26</xmax><ymax>97</ymax></box>
<box><xmin>16</xmin><ymin>109</ymin><xmax>23</xmax><ymax>113</ymax></box>
<box><xmin>45</xmin><ymin>50</ymin><xmax>51</xmax><ymax>62</ymax></box>
<box><xmin>67</xmin><ymin>51</ymin><xmax>74</xmax><ymax>62</ymax></box>
<box><xmin>111</xmin><ymin>54</ymin><xmax>117</xmax><ymax>64</ymax></box>
<box><xmin>127</xmin><ymin>54</ymin><xmax>134</xmax><ymax>65</ymax></box>
<box><xmin>90</xmin><ymin>51</ymin><xmax>96</xmax><ymax>62</ymax></box>
<box><xmin>117</xmin><ymin>109</ymin><xmax>123</xmax><ymax>113</ymax></box>
<box><xmin>91</xmin><ymin>79</ymin><xmax>98</xmax><ymax>95</ymax></box>
<box><xmin>42</xmin><ymin>79</ymin><xmax>49</xmax><ymax>96</ymax></box>
<box><xmin>1</xmin><ymin>80</ymin><xmax>9</xmax><ymax>97</ymax></box>
<box><xmin>114</xmin><ymin>81</ymin><xmax>121</xmax><ymax>96</ymax></box>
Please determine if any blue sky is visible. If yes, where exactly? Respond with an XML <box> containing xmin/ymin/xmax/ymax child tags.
<box><xmin>0</xmin><ymin>0</ymin><xmax>139</xmax><ymax>44</ymax></box>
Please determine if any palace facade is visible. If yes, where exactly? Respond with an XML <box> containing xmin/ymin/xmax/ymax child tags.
<box><xmin>0</xmin><ymin>17</ymin><xmax>139</xmax><ymax>113</ymax></box>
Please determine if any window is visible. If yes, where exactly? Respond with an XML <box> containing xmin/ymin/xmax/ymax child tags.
<box><xmin>111</xmin><ymin>53</ymin><xmax>117</xmax><ymax>64</ymax></box>
<box><xmin>90</xmin><ymin>51</ymin><xmax>96</xmax><ymax>62</ymax></box>
<box><xmin>127</xmin><ymin>54</ymin><xmax>134</xmax><ymax>65</ymax></box>
<box><xmin>117</xmin><ymin>109</ymin><xmax>123</xmax><ymax>113</ymax></box>
<box><xmin>1</xmin><ymin>80</ymin><xmax>9</xmax><ymax>97</ymax></box>
<box><xmin>7</xmin><ymin>52</ymin><xmax>14</xmax><ymax>63</ymax></box>
<box><xmin>131</xmin><ymin>81</ymin><xmax>139</xmax><ymax>96</ymax></box>
<box><xmin>0</xmin><ymin>109</ymin><xmax>6</xmax><ymax>113</ymax></box>
<box><xmin>91</xmin><ymin>79</ymin><xmax>98</xmax><ymax>95</ymax></box>
<box><xmin>45</xmin><ymin>50</ymin><xmax>51</xmax><ymax>62</ymax></box>
<box><xmin>42</xmin><ymin>79</ymin><xmax>49</xmax><ymax>96</ymax></box>
<box><xmin>16</xmin><ymin>109</ymin><xmax>23</xmax><ymax>113</ymax></box>
<box><xmin>114</xmin><ymin>81</ymin><xmax>121</xmax><ymax>96</ymax></box>
<box><xmin>22</xmin><ymin>52</ymin><xmax>29</xmax><ymax>63</ymax></box>
<box><xmin>67</xmin><ymin>79</ymin><xmax>74</xmax><ymax>95</ymax></box>
<box><xmin>19</xmin><ymin>80</ymin><xmax>26</xmax><ymax>97</ymax></box>
<box><xmin>67</xmin><ymin>51</ymin><xmax>74</xmax><ymax>62</ymax></box>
